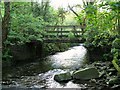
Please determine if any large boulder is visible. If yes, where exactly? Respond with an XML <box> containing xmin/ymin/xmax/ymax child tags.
<box><xmin>54</xmin><ymin>72</ymin><xmax>72</xmax><ymax>82</ymax></box>
<box><xmin>73</xmin><ymin>67</ymin><xmax>99</xmax><ymax>80</ymax></box>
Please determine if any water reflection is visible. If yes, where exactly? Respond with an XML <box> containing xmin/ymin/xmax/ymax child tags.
<box><xmin>47</xmin><ymin>45</ymin><xmax>88</xmax><ymax>69</ymax></box>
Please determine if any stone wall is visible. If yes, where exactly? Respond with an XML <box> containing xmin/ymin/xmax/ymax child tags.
<box><xmin>10</xmin><ymin>40</ymin><xmax>42</xmax><ymax>62</ymax></box>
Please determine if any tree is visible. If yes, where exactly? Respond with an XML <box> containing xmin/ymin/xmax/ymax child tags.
<box><xmin>68</xmin><ymin>5</ymin><xmax>85</xmax><ymax>32</ymax></box>
<box><xmin>33</xmin><ymin>0</ymin><xmax>58</xmax><ymax>25</ymax></box>
<box><xmin>2</xmin><ymin>2</ymin><xmax>10</xmax><ymax>44</ymax></box>
<box><xmin>33</xmin><ymin>0</ymin><xmax>50</xmax><ymax>21</ymax></box>
<box><xmin>8</xmin><ymin>2</ymin><xmax>44</xmax><ymax>44</ymax></box>
<box><xmin>57</xmin><ymin>7</ymin><xmax>67</xmax><ymax>25</ymax></box>
<box><xmin>68</xmin><ymin>0</ymin><xmax>97</xmax><ymax>26</ymax></box>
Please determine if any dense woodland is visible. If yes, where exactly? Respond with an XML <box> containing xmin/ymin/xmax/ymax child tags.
<box><xmin>1</xmin><ymin>0</ymin><xmax>120</xmax><ymax>89</ymax></box>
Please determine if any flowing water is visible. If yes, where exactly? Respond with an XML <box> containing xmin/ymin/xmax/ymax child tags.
<box><xmin>2</xmin><ymin>45</ymin><xmax>89</xmax><ymax>89</ymax></box>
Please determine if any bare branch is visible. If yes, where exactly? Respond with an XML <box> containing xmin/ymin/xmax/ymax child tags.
<box><xmin>68</xmin><ymin>5</ymin><xmax>79</xmax><ymax>17</ymax></box>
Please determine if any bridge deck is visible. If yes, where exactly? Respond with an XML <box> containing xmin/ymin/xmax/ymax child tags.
<box><xmin>44</xmin><ymin>39</ymin><xmax>84</xmax><ymax>43</ymax></box>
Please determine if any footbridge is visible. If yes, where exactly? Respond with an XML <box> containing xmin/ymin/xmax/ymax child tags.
<box><xmin>43</xmin><ymin>25</ymin><xmax>85</xmax><ymax>43</ymax></box>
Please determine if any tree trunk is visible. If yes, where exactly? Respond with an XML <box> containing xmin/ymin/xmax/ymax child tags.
<box><xmin>68</xmin><ymin>5</ymin><xmax>85</xmax><ymax>33</ymax></box>
<box><xmin>0</xmin><ymin>8</ymin><xmax>1</xmax><ymax>81</ymax></box>
<box><xmin>2</xmin><ymin>2</ymin><xmax>10</xmax><ymax>44</ymax></box>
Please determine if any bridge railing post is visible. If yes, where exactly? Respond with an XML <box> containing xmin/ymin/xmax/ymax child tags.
<box><xmin>60</xmin><ymin>27</ymin><xmax>62</xmax><ymax>38</ymax></box>
<box><xmin>57</xmin><ymin>27</ymin><xmax>59</xmax><ymax>37</ymax></box>
<box><xmin>73</xmin><ymin>26</ymin><xmax>76</xmax><ymax>37</ymax></box>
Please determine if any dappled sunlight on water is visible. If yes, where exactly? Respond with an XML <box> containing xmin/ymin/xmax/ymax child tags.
<box><xmin>48</xmin><ymin>45</ymin><xmax>87</xmax><ymax>69</ymax></box>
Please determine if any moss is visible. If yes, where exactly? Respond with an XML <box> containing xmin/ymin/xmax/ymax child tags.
<box><xmin>112</xmin><ymin>38</ymin><xmax>120</xmax><ymax>49</ymax></box>
<box><xmin>112</xmin><ymin>59</ymin><xmax>120</xmax><ymax>74</ymax></box>
<box><xmin>54</xmin><ymin>72</ymin><xmax>72</xmax><ymax>82</ymax></box>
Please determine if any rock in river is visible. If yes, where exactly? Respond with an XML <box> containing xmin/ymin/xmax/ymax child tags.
<box><xmin>73</xmin><ymin>67</ymin><xmax>99</xmax><ymax>80</ymax></box>
<box><xmin>54</xmin><ymin>72</ymin><xmax>72</xmax><ymax>82</ymax></box>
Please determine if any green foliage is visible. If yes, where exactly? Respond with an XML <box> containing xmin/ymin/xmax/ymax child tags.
<box><xmin>2</xmin><ymin>48</ymin><xmax>12</xmax><ymax>61</ymax></box>
<box><xmin>104</xmin><ymin>1</ymin><xmax>120</xmax><ymax>12</ymax></box>
<box><xmin>112</xmin><ymin>59</ymin><xmax>120</xmax><ymax>74</ymax></box>
<box><xmin>84</xmin><ymin>4</ymin><xmax>97</xmax><ymax>15</ymax></box>
<box><xmin>3</xmin><ymin>1</ymin><xmax>71</xmax><ymax>62</ymax></box>
<box><xmin>33</xmin><ymin>1</ymin><xmax>58</xmax><ymax>25</ymax></box>
<box><xmin>3</xmin><ymin>2</ymin><xmax>44</xmax><ymax>45</ymax></box>
<box><xmin>57</xmin><ymin>7</ymin><xmax>67</xmax><ymax>25</ymax></box>
<box><xmin>84</xmin><ymin>31</ymin><xmax>113</xmax><ymax>48</ymax></box>
<box><xmin>111</xmin><ymin>38</ymin><xmax>120</xmax><ymax>73</ymax></box>
<box><xmin>0</xmin><ymin>1</ymin><xmax>5</xmax><ymax>17</ymax></box>
<box><xmin>111</xmin><ymin>38</ymin><xmax>120</xmax><ymax>59</ymax></box>
<box><xmin>68</xmin><ymin>32</ymin><xmax>75</xmax><ymax>40</ymax></box>
<box><xmin>9</xmin><ymin>14</ymin><xmax>44</xmax><ymax>44</ymax></box>
<box><xmin>112</xmin><ymin>38</ymin><xmax>120</xmax><ymax>49</ymax></box>
<box><xmin>3</xmin><ymin>0</ymin><xmax>119</xmax><ymax>64</ymax></box>
<box><xmin>5</xmin><ymin>2</ymin><xmax>59</xmax><ymax>45</ymax></box>
<box><xmin>75</xmin><ymin>1</ymin><xmax>120</xmax><ymax>61</ymax></box>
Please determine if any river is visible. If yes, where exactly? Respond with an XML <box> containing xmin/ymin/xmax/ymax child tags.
<box><xmin>2</xmin><ymin>45</ymin><xmax>89</xmax><ymax>89</ymax></box>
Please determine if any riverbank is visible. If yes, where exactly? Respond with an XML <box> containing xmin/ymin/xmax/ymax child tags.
<box><xmin>80</xmin><ymin>61</ymin><xmax>120</xmax><ymax>90</ymax></box>
<box><xmin>2</xmin><ymin>41</ymin><xmax>75</xmax><ymax>67</ymax></box>
<box><xmin>2</xmin><ymin>61</ymin><xmax>120</xmax><ymax>89</ymax></box>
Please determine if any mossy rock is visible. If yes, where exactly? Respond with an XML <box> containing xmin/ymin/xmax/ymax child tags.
<box><xmin>109</xmin><ymin>77</ymin><xmax>120</xmax><ymax>85</ymax></box>
<box><xmin>54</xmin><ymin>72</ymin><xmax>72</xmax><ymax>82</ymax></box>
<box><xmin>73</xmin><ymin>67</ymin><xmax>99</xmax><ymax>80</ymax></box>
<box><xmin>112</xmin><ymin>38</ymin><xmax>120</xmax><ymax>49</ymax></box>
<box><xmin>112</xmin><ymin>59</ymin><xmax>120</xmax><ymax>74</ymax></box>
